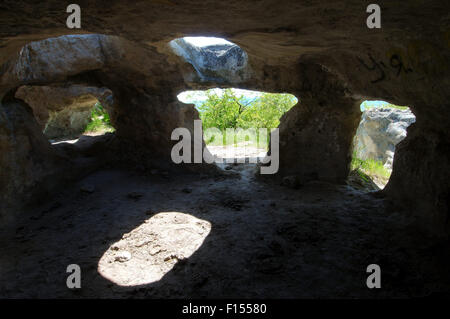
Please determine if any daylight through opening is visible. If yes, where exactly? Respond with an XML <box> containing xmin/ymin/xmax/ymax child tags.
<box><xmin>169</xmin><ymin>36</ymin><xmax>249</xmax><ymax>84</ymax></box>
<box><xmin>178</xmin><ymin>88</ymin><xmax>298</xmax><ymax>166</ymax></box>
<box><xmin>349</xmin><ymin>100</ymin><xmax>415</xmax><ymax>190</ymax></box>
<box><xmin>15</xmin><ymin>84</ymin><xmax>115</xmax><ymax>145</ymax></box>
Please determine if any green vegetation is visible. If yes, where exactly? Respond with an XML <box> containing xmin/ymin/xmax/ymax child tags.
<box><xmin>195</xmin><ymin>89</ymin><xmax>297</xmax><ymax>148</ymax></box>
<box><xmin>352</xmin><ymin>101</ymin><xmax>410</xmax><ymax>185</ymax></box>
<box><xmin>351</xmin><ymin>151</ymin><xmax>391</xmax><ymax>183</ymax></box>
<box><xmin>361</xmin><ymin>101</ymin><xmax>409</xmax><ymax>111</ymax></box>
<box><xmin>84</xmin><ymin>102</ymin><xmax>115</xmax><ymax>134</ymax></box>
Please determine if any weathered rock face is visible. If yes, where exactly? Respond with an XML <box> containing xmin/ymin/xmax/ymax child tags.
<box><xmin>354</xmin><ymin>107</ymin><xmax>416</xmax><ymax>169</ymax></box>
<box><xmin>0</xmin><ymin>34</ymin><xmax>211</xmax><ymax>222</ymax></box>
<box><xmin>0</xmin><ymin>34</ymin><xmax>109</xmax><ymax>92</ymax></box>
<box><xmin>15</xmin><ymin>85</ymin><xmax>112</xmax><ymax>139</ymax></box>
<box><xmin>0</xmin><ymin>1</ymin><xmax>449</xmax><ymax>237</ymax></box>
<box><xmin>0</xmin><ymin>98</ymin><xmax>65</xmax><ymax>222</ymax></box>
<box><xmin>274</xmin><ymin>63</ymin><xmax>362</xmax><ymax>184</ymax></box>
<box><xmin>385</xmin><ymin>123</ymin><xmax>450</xmax><ymax>236</ymax></box>
<box><xmin>170</xmin><ymin>38</ymin><xmax>249</xmax><ymax>84</ymax></box>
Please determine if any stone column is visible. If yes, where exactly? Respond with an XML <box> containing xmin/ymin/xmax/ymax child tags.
<box><xmin>275</xmin><ymin>94</ymin><xmax>361</xmax><ymax>183</ymax></box>
<box><xmin>384</xmin><ymin>121</ymin><xmax>450</xmax><ymax>237</ymax></box>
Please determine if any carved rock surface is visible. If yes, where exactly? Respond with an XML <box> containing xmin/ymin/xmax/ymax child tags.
<box><xmin>15</xmin><ymin>85</ymin><xmax>112</xmax><ymax>139</ymax></box>
<box><xmin>170</xmin><ymin>38</ymin><xmax>249</xmax><ymax>83</ymax></box>
<box><xmin>0</xmin><ymin>1</ymin><xmax>448</xmax><ymax>237</ymax></box>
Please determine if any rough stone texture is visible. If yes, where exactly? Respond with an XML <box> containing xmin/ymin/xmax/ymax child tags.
<box><xmin>0</xmin><ymin>98</ymin><xmax>62</xmax><ymax>222</ymax></box>
<box><xmin>0</xmin><ymin>1</ymin><xmax>449</xmax><ymax>237</ymax></box>
<box><xmin>0</xmin><ymin>34</ymin><xmax>213</xmax><ymax>221</ymax></box>
<box><xmin>170</xmin><ymin>38</ymin><xmax>249</xmax><ymax>84</ymax></box>
<box><xmin>384</xmin><ymin>123</ymin><xmax>450</xmax><ymax>235</ymax></box>
<box><xmin>0</xmin><ymin>34</ymin><xmax>108</xmax><ymax>90</ymax></box>
<box><xmin>4</xmin><ymin>168</ymin><xmax>449</xmax><ymax>298</ymax></box>
<box><xmin>275</xmin><ymin>97</ymin><xmax>361</xmax><ymax>183</ymax></box>
<box><xmin>15</xmin><ymin>84</ymin><xmax>113</xmax><ymax>139</ymax></box>
<box><xmin>99</xmin><ymin>211</ymin><xmax>211</xmax><ymax>286</ymax></box>
<box><xmin>272</xmin><ymin>63</ymin><xmax>362</xmax><ymax>184</ymax></box>
<box><xmin>354</xmin><ymin>107</ymin><xmax>416</xmax><ymax>168</ymax></box>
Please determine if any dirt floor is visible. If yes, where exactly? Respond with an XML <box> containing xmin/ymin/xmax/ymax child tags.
<box><xmin>1</xmin><ymin>157</ymin><xmax>449</xmax><ymax>298</ymax></box>
<box><xmin>207</xmin><ymin>142</ymin><xmax>267</xmax><ymax>163</ymax></box>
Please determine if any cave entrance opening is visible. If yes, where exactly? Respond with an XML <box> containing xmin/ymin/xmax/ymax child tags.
<box><xmin>169</xmin><ymin>36</ymin><xmax>249</xmax><ymax>83</ymax></box>
<box><xmin>348</xmin><ymin>100</ymin><xmax>415</xmax><ymax>190</ymax></box>
<box><xmin>49</xmin><ymin>100</ymin><xmax>115</xmax><ymax>146</ymax></box>
<box><xmin>172</xmin><ymin>36</ymin><xmax>298</xmax><ymax>169</ymax></box>
<box><xmin>14</xmin><ymin>84</ymin><xmax>116</xmax><ymax>146</ymax></box>
<box><xmin>178</xmin><ymin>88</ymin><xmax>298</xmax><ymax>168</ymax></box>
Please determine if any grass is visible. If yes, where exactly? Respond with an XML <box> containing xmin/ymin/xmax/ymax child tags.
<box><xmin>351</xmin><ymin>152</ymin><xmax>391</xmax><ymax>183</ymax></box>
<box><xmin>387</xmin><ymin>105</ymin><xmax>409</xmax><ymax>110</ymax></box>
<box><xmin>84</xmin><ymin>102</ymin><xmax>115</xmax><ymax>134</ymax></box>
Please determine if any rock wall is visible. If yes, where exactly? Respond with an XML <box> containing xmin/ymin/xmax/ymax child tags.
<box><xmin>15</xmin><ymin>85</ymin><xmax>113</xmax><ymax>139</ymax></box>
<box><xmin>385</xmin><ymin>123</ymin><xmax>450</xmax><ymax>235</ymax></box>
<box><xmin>274</xmin><ymin>63</ymin><xmax>362</xmax><ymax>184</ymax></box>
<box><xmin>0</xmin><ymin>98</ymin><xmax>66</xmax><ymax>222</ymax></box>
<box><xmin>0</xmin><ymin>1</ymin><xmax>449</xmax><ymax>236</ymax></box>
<box><xmin>170</xmin><ymin>38</ymin><xmax>249</xmax><ymax>84</ymax></box>
<box><xmin>0</xmin><ymin>34</ymin><xmax>208</xmax><ymax>222</ymax></box>
<box><xmin>354</xmin><ymin>107</ymin><xmax>416</xmax><ymax>168</ymax></box>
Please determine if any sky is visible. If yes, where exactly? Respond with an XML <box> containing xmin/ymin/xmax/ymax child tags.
<box><xmin>183</xmin><ymin>36</ymin><xmax>234</xmax><ymax>47</ymax></box>
<box><xmin>179</xmin><ymin>88</ymin><xmax>389</xmax><ymax>112</ymax></box>
<box><xmin>178</xmin><ymin>88</ymin><xmax>265</xmax><ymax>107</ymax></box>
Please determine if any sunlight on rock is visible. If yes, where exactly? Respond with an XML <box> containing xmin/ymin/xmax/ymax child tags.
<box><xmin>98</xmin><ymin>212</ymin><xmax>211</xmax><ymax>287</ymax></box>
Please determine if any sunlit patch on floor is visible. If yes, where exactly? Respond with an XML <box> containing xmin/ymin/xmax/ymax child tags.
<box><xmin>207</xmin><ymin>141</ymin><xmax>268</xmax><ymax>163</ymax></box>
<box><xmin>98</xmin><ymin>212</ymin><xmax>211</xmax><ymax>286</ymax></box>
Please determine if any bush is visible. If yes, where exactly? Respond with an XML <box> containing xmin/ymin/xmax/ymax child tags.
<box><xmin>237</xmin><ymin>93</ymin><xmax>296</xmax><ymax>129</ymax></box>
<box><xmin>198</xmin><ymin>89</ymin><xmax>297</xmax><ymax>130</ymax></box>
<box><xmin>84</xmin><ymin>102</ymin><xmax>115</xmax><ymax>133</ymax></box>
<box><xmin>196</xmin><ymin>89</ymin><xmax>297</xmax><ymax>146</ymax></box>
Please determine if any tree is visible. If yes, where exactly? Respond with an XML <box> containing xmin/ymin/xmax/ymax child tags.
<box><xmin>197</xmin><ymin>89</ymin><xmax>297</xmax><ymax>130</ymax></box>
<box><xmin>198</xmin><ymin>89</ymin><xmax>252</xmax><ymax>130</ymax></box>
<box><xmin>238</xmin><ymin>93</ymin><xmax>296</xmax><ymax>129</ymax></box>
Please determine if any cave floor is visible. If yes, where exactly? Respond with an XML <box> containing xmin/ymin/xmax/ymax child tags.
<box><xmin>0</xmin><ymin>165</ymin><xmax>449</xmax><ymax>298</ymax></box>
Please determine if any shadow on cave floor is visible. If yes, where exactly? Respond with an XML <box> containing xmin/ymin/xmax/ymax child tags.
<box><xmin>0</xmin><ymin>165</ymin><xmax>449</xmax><ymax>298</ymax></box>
